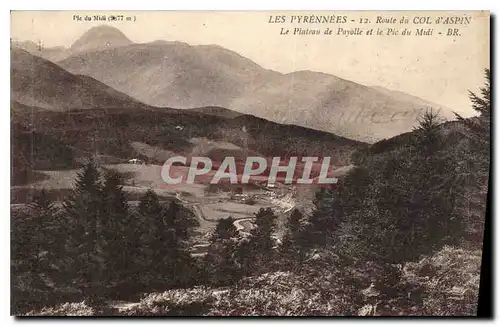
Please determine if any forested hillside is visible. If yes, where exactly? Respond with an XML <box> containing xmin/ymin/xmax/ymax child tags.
<box><xmin>13</xmin><ymin>70</ymin><xmax>490</xmax><ymax>316</ymax></box>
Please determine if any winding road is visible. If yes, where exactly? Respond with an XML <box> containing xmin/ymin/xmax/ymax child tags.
<box><xmin>174</xmin><ymin>192</ymin><xmax>255</xmax><ymax>238</ymax></box>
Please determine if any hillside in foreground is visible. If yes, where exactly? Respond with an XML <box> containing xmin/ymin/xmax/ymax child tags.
<box><xmin>23</xmin><ymin>245</ymin><xmax>481</xmax><ymax>316</ymax></box>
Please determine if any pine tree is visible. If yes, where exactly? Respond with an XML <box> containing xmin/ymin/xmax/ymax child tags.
<box><xmin>332</xmin><ymin>107</ymin><xmax>469</xmax><ymax>265</ymax></box>
<box><xmin>63</xmin><ymin>160</ymin><xmax>105</xmax><ymax>301</ymax></box>
<box><xmin>454</xmin><ymin>69</ymin><xmax>490</xmax><ymax>180</ymax></box>
<box><xmin>280</xmin><ymin>209</ymin><xmax>305</xmax><ymax>261</ymax></box>
<box><xmin>457</xmin><ymin>69</ymin><xmax>491</xmax><ymax>119</ymax></box>
<box><xmin>164</xmin><ymin>199</ymin><xmax>199</xmax><ymax>241</ymax></box>
<box><xmin>203</xmin><ymin>217</ymin><xmax>241</xmax><ymax>286</ymax></box>
<box><xmin>211</xmin><ymin>216</ymin><xmax>238</xmax><ymax>242</ymax></box>
<box><xmin>453</xmin><ymin>69</ymin><xmax>490</xmax><ymax>179</ymax></box>
<box><xmin>409</xmin><ymin>109</ymin><xmax>463</xmax><ymax>254</ymax></box>
<box><xmin>138</xmin><ymin>189</ymin><xmax>163</xmax><ymax>217</ymax></box>
<box><xmin>100</xmin><ymin>171</ymin><xmax>130</xmax><ymax>285</ymax></box>
<box><xmin>137</xmin><ymin>190</ymin><xmax>194</xmax><ymax>289</ymax></box>
<box><xmin>137</xmin><ymin>190</ymin><xmax>166</xmax><ymax>288</ymax></box>
<box><xmin>29</xmin><ymin>189</ymin><xmax>57</xmax><ymax>258</ymax></box>
<box><xmin>13</xmin><ymin>190</ymin><xmax>63</xmax><ymax>292</ymax></box>
<box><xmin>237</xmin><ymin>208</ymin><xmax>277</xmax><ymax>274</ymax></box>
<box><xmin>302</xmin><ymin>185</ymin><xmax>344</xmax><ymax>247</ymax></box>
<box><xmin>345</xmin><ymin>109</ymin><xmax>464</xmax><ymax>263</ymax></box>
<box><xmin>250</xmin><ymin>208</ymin><xmax>277</xmax><ymax>252</ymax></box>
<box><xmin>453</xmin><ymin>69</ymin><xmax>491</xmax><ymax>243</ymax></box>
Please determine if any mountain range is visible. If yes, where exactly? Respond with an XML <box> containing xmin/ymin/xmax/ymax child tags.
<box><xmin>11</xmin><ymin>49</ymin><xmax>364</xmax><ymax>187</ymax></box>
<box><xmin>12</xmin><ymin>25</ymin><xmax>455</xmax><ymax>142</ymax></box>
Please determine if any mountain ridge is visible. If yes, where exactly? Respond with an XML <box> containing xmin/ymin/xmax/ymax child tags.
<box><xmin>10</xmin><ymin>48</ymin><xmax>149</xmax><ymax>111</ymax></box>
<box><xmin>14</xmin><ymin>25</ymin><xmax>455</xmax><ymax>142</ymax></box>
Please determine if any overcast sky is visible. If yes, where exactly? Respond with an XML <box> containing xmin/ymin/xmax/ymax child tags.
<box><xmin>11</xmin><ymin>11</ymin><xmax>490</xmax><ymax>116</ymax></box>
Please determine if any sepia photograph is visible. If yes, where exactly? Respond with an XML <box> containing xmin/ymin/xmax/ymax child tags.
<box><xmin>9</xmin><ymin>10</ymin><xmax>490</xmax><ymax>317</ymax></box>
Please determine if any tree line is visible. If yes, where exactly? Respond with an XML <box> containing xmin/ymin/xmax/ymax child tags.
<box><xmin>12</xmin><ymin>165</ymin><xmax>201</xmax><ymax>310</ymax></box>
<box><xmin>12</xmin><ymin>160</ymin><xmax>285</xmax><ymax>312</ymax></box>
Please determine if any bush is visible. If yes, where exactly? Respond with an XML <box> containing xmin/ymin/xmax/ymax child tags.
<box><xmin>24</xmin><ymin>302</ymin><xmax>95</xmax><ymax>316</ymax></box>
<box><xmin>121</xmin><ymin>267</ymin><xmax>357</xmax><ymax>316</ymax></box>
<box><xmin>401</xmin><ymin>246</ymin><xmax>482</xmax><ymax>316</ymax></box>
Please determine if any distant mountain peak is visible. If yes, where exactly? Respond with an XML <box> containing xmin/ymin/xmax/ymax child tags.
<box><xmin>69</xmin><ymin>25</ymin><xmax>132</xmax><ymax>54</ymax></box>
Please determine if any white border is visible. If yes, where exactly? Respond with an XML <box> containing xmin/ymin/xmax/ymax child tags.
<box><xmin>1</xmin><ymin>1</ymin><xmax>498</xmax><ymax>325</ymax></box>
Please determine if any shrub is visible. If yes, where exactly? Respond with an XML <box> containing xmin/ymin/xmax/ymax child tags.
<box><xmin>402</xmin><ymin>246</ymin><xmax>482</xmax><ymax>316</ymax></box>
<box><xmin>24</xmin><ymin>302</ymin><xmax>95</xmax><ymax>316</ymax></box>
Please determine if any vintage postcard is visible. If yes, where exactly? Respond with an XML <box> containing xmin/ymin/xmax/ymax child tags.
<box><xmin>10</xmin><ymin>11</ymin><xmax>490</xmax><ymax>316</ymax></box>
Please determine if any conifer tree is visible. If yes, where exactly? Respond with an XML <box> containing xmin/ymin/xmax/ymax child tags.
<box><xmin>453</xmin><ymin>69</ymin><xmax>490</xmax><ymax>180</ymax></box>
<box><xmin>456</xmin><ymin>69</ymin><xmax>491</xmax><ymax>121</ymax></box>
<box><xmin>100</xmin><ymin>171</ymin><xmax>130</xmax><ymax>283</ymax></box>
<box><xmin>211</xmin><ymin>216</ymin><xmax>238</xmax><ymax>242</ymax></box>
<box><xmin>164</xmin><ymin>199</ymin><xmax>199</xmax><ymax>241</ymax></box>
<box><xmin>237</xmin><ymin>208</ymin><xmax>277</xmax><ymax>274</ymax></box>
<box><xmin>280</xmin><ymin>209</ymin><xmax>305</xmax><ymax>261</ymax></box>
<box><xmin>338</xmin><ymin>109</ymin><xmax>464</xmax><ymax>263</ymax></box>
<box><xmin>137</xmin><ymin>190</ymin><xmax>167</xmax><ymax>287</ymax></box>
<box><xmin>203</xmin><ymin>216</ymin><xmax>241</xmax><ymax>286</ymax></box>
<box><xmin>409</xmin><ymin>109</ymin><xmax>462</xmax><ymax>253</ymax></box>
<box><xmin>13</xmin><ymin>189</ymin><xmax>64</xmax><ymax>292</ymax></box>
<box><xmin>29</xmin><ymin>189</ymin><xmax>57</xmax><ymax>261</ymax></box>
<box><xmin>453</xmin><ymin>69</ymin><xmax>491</xmax><ymax>243</ymax></box>
<box><xmin>137</xmin><ymin>190</ymin><xmax>194</xmax><ymax>288</ymax></box>
<box><xmin>63</xmin><ymin>160</ymin><xmax>105</xmax><ymax>300</ymax></box>
<box><xmin>249</xmin><ymin>208</ymin><xmax>277</xmax><ymax>253</ymax></box>
<box><xmin>302</xmin><ymin>185</ymin><xmax>344</xmax><ymax>247</ymax></box>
